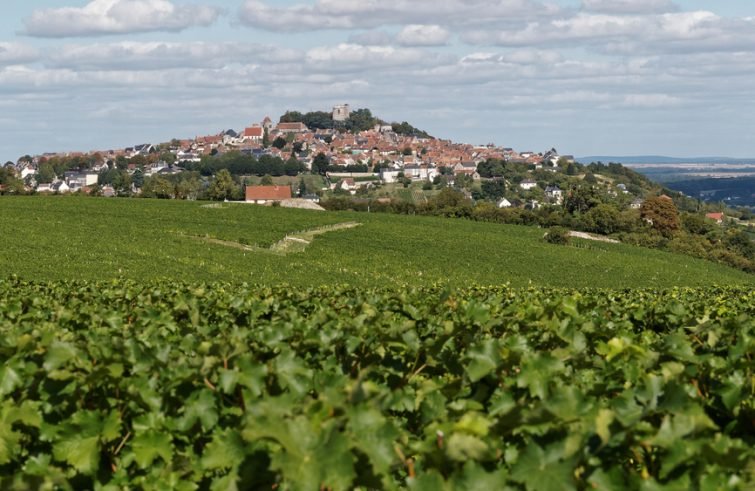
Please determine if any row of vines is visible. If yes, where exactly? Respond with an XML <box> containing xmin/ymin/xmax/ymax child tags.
<box><xmin>0</xmin><ymin>280</ymin><xmax>753</xmax><ymax>489</ymax></box>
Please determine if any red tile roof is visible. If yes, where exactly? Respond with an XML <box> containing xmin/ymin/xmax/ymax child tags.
<box><xmin>244</xmin><ymin>127</ymin><xmax>264</xmax><ymax>138</ymax></box>
<box><xmin>706</xmin><ymin>212</ymin><xmax>724</xmax><ymax>221</ymax></box>
<box><xmin>245</xmin><ymin>185</ymin><xmax>292</xmax><ymax>202</ymax></box>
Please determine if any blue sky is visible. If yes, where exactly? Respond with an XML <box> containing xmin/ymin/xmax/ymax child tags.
<box><xmin>1</xmin><ymin>0</ymin><xmax>755</xmax><ymax>161</ymax></box>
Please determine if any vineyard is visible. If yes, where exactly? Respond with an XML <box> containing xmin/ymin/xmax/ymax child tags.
<box><xmin>1</xmin><ymin>196</ymin><xmax>753</xmax><ymax>288</ymax></box>
<box><xmin>0</xmin><ymin>280</ymin><xmax>753</xmax><ymax>489</ymax></box>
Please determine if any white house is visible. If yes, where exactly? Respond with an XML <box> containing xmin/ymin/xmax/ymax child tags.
<box><xmin>545</xmin><ymin>186</ymin><xmax>564</xmax><ymax>205</ymax></box>
<box><xmin>20</xmin><ymin>165</ymin><xmax>36</xmax><ymax>180</ymax></box>
<box><xmin>497</xmin><ymin>198</ymin><xmax>513</xmax><ymax>209</ymax></box>
<box><xmin>520</xmin><ymin>180</ymin><xmax>538</xmax><ymax>191</ymax></box>
<box><xmin>380</xmin><ymin>169</ymin><xmax>401</xmax><ymax>183</ymax></box>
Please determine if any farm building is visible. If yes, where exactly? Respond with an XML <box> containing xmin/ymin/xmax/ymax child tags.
<box><xmin>245</xmin><ymin>185</ymin><xmax>292</xmax><ymax>204</ymax></box>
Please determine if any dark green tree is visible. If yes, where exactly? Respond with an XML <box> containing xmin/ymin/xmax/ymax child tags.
<box><xmin>481</xmin><ymin>179</ymin><xmax>506</xmax><ymax>200</ymax></box>
<box><xmin>312</xmin><ymin>153</ymin><xmax>330</xmax><ymax>175</ymax></box>
<box><xmin>272</xmin><ymin>137</ymin><xmax>287</xmax><ymax>149</ymax></box>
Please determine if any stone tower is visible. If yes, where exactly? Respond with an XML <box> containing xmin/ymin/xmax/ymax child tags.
<box><xmin>332</xmin><ymin>104</ymin><xmax>351</xmax><ymax>122</ymax></box>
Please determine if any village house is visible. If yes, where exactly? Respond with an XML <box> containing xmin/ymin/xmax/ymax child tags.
<box><xmin>545</xmin><ymin>185</ymin><xmax>564</xmax><ymax>205</ymax></box>
<box><xmin>245</xmin><ymin>185</ymin><xmax>292</xmax><ymax>204</ymax></box>
<box><xmin>706</xmin><ymin>212</ymin><xmax>725</xmax><ymax>224</ymax></box>
<box><xmin>277</xmin><ymin>122</ymin><xmax>308</xmax><ymax>134</ymax></box>
<box><xmin>520</xmin><ymin>180</ymin><xmax>538</xmax><ymax>191</ymax></box>
<box><xmin>243</xmin><ymin>126</ymin><xmax>264</xmax><ymax>143</ymax></box>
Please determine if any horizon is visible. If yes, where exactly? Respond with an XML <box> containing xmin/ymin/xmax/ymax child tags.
<box><xmin>2</xmin><ymin>1</ymin><xmax>755</xmax><ymax>162</ymax></box>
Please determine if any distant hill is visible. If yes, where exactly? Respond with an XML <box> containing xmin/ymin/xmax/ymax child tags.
<box><xmin>578</xmin><ymin>155</ymin><xmax>755</xmax><ymax>165</ymax></box>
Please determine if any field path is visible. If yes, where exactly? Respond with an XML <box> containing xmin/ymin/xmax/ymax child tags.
<box><xmin>188</xmin><ymin>222</ymin><xmax>362</xmax><ymax>255</ymax></box>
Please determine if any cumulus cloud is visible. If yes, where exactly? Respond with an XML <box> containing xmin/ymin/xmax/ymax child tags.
<box><xmin>239</xmin><ymin>0</ymin><xmax>560</xmax><ymax>32</ymax></box>
<box><xmin>396</xmin><ymin>25</ymin><xmax>450</xmax><ymax>46</ymax></box>
<box><xmin>305</xmin><ymin>43</ymin><xmax>442</xmax><ymax>71</ymax></box>
<box><xmin>581</xmin><ymin>0</ymin><xmax>678</xmax><ymax>15</ymax></box>
<box><xmin>461</xmin><ymin>9</ymin><xmax>753</xmax><ymax>54</ymax></box>
<box><xmin>46</xmin><ymin>42</ymin><xmax>303</xmax><ymax>71</ymax></box>
<box><xmin>22</xmin><ymin>0</ymin><xmax>220</xmax><ymax>38</ymax></box>
<box><xmin>0</xmin><ymin>43</ymin><xmax>40</xmax><ymax>66</ymax></box>
<box><xmin>348</xmin><ymin>31</ymin><xmax>394</xmax><ymax>46</ymax></box>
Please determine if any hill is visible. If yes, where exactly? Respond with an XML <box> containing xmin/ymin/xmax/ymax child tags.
<box><xmin>1</xmin><ymin>196</ymin><xmax>751</xmax><ymax>288</ymax></box>
<box><xmin>579</xmin><ymin>155</ymin><xmax>755</xmax><ymax>164</ymax></box>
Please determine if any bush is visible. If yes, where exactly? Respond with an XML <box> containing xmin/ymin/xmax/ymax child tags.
<box><xmin>544</xmin><ymin>226</ymin><xmax>570</xmax><ymax>245</ymax></box>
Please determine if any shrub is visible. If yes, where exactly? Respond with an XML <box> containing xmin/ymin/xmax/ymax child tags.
<box><xmin>544</xmin><ymin>226</ymin><xmax>570</xmax><ymax>245</ymax></box>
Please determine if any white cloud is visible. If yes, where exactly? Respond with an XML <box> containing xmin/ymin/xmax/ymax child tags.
<box><xmin>396</xmin><ymin>25</ymin><xmax>450</xmax><ymax>47</ymax></box>
<box><xmin>46</xmin><ymin>42</ymin><xmax>303</xmax><ymax>71</ymax></box>
<box><xmin>305</xmin><ymin>43</ymin><xmax>441</xmax><ymax>71</ymax></box>
<box><xmin>0</xmin><ymin>43</ymin><xmax>40</xmax><ymax>66</ymax></box>
<box><xmin>461</xmin><ymin>10</ymin><xmax>744</xmax><ymax>52</ymax></box>
<box><xmin>348</xmin><ymin>31</ymin><xmax>395</xmax><ymax>46</ymax></box>
<box><xmin>621</xmin><ymin>93</ymin><xmax>682</xmax><ymax>107</ymax></box>
<box><xmin>581</xmin><ymin>0</ymin><xmax>677</xmax><ymax>15</ymax></box>
<box><xmin>23</xmin><ymin>0</ymin><xmax>220</xmax><ymax>38</ymax></box>
<box><xmin>239</xmin><ymin>0</ymin><xmax>560</xmax><ymax>32</ymax></box>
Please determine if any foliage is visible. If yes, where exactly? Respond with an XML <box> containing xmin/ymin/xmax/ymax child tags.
<box><xmin>141</xmin><ymin>175</ymin><xmax>174</xmax><ymax>199</ymax></box>
<box><xmin>641</xmin><ymin>197</ymin><xmax>681</xmax><ymax>238</ymax></box>
<box><xmin>0</xmin><ymin>281</ymin><xmax>752</xmax><ymax>489</ymax></box>
<box><xmin>544</xmin><ymin>226</ymin><xmax>570</xmax><ymax>245</ymax></box>
<box><xmin>583</xmin><ymin>204</ymin><xmax>621</xmax><ymax>235</ymax></box>
<box><xmin>272</xmin><ymin>136</ymin><xmax>287</xmax><ymax>149</ymax></box>
<box><xmin>312</xmin><ymin>153</ymin><xmax>330</xmax><ymax>176</ymax></box>
<box><xmin>391</xmin><ymin>121</ymin><xmax>432</xmax><ymax>139</ymax></box>
<box><xmin>207</xmin><ymin>169</ymin><xmax>238</xmax><ymax>201</ymax></box>
<box><xmin>477</xmin><ymin>159</ymin><xmax>506</xmax><ymax>178</ymax></box>
<box><xmin>341</xmin><ymin>108</ymin><xmax>376</xmax><ymax>133</ymax></box>
<box><xmin>182</xmin><ymin>152</ymin><xmax>301</xmax><ymax>178</ymax></box>
<box><xmin>480</xmin><ymin>179</ymin><xmax>506</xmax><ymax>201</ymax></box>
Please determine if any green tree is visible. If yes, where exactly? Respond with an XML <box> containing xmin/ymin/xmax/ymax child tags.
<box><xmin>477</xmin><ymin>159</ymin><xmax>505</xmax><ymax>178</ymax></box>
<box><xmin>37</xmin><ymin>163</ymin><xmax>56</xmax><ymax>184</ymax></box>
<box><xmin>263</xmin><ymin>128</ymin><xmax>270</xmax><ymax>148</ymax></box>
<box><xmin>284</xmin><ymin>157</ymin><xmax>304</xmax><ymax>177</ymax></box>
<box><xmin>481</xmin><ymin>179</ymin><xmax>506</xmax><ymax>200</ymax></box>
<box><xmin>175</xmin><ymin>178</ymin><xmax>201</xmax><ymax>200</ymax></box>
<box><xmin>455</xmin><ymin>173</ymin><xmax>473</xmax><ymax>190</ymax></box>
<box><xmin>725</xmin><ymin>230</ymin><xmax>755</xmax><ymax>260</ymax></box>
<box><xmin>302</xmin><ymin>111</ymin><xmax>335</xmax><ymax>130</ymax></box>
<box><xmin>142</xmin><ymin>176</ymin><xmax>174</xmax><ymax>199</ymax></box>
<box><xmin>279</xmin><ymin>111</ymin><xmax>304</xmax><ymax>123</ymax></box>
<box><xmin>272</xmin><ymin>137</ymin><xmax>287</xmax><ymax>150</ymax></box>
<box><xmin>160</xmin><ymin>152</ymin><xmax>176</xmax><ymax>166</ymax></box>
<box><xmin>132</xmin><ymin>169</ymin><xmax>144</xmax><ymax>190</ymax></box>
<box><xmin>640</xmin><ymin>196</ymin><xmax>680</xmax><ymax>238</ymax></box>
<box><xmin>343</xmin><ymin>108</ymin><xmax>378</xmax><ymax>132</ymax></box>
<box><xmin>260</xmin><ymin>175</ymin><xmax>274</xmax><ymax>185</ymax></box>
<box><xmin>312</xmin><ymin>153</ymin><xmax>330</xmax><ymax>176</ymax></box>
<box><xmin>564</xmin><ymin>185</ymin><xmax>601</xmax><ymax>214</ymax></box>
<box><xmin>583</xmin><ymin>204</ymin><xmax>620</xmax><ymax>235</ymax></box>
<box><xmin>208</xmin><ymin>169</ymin><xmax>237</xmax><ymax>201</ymax></box>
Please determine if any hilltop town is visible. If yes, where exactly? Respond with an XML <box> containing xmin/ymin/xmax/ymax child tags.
<box><xmin>1</xmin><ymin>104</ymin><xmax>575</xmax><ymax>201</ymax></box>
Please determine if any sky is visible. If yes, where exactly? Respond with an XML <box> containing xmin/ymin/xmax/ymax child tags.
<box><xmin>1</xmin><ymin>0</ymin><xmax>755</xmax><ymax>162</ymax></box>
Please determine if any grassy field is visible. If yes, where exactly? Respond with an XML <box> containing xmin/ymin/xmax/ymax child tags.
<box><xmin>1</xmin><ymin>195</ymin><xmax>753</xmax><ymax>288</ymax></box>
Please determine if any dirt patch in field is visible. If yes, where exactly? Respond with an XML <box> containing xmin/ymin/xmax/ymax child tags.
<box><xmin>185</xmin><ymin>222</ymin><xmax>362</xmax><ymax>255</ymax></box>
<box><xmin>568</xmin><ymin>231</ymin><xmax>620</xmax><ymax>244</ymax></box>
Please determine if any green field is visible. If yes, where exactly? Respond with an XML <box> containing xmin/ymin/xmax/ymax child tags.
<box><xmin>1</xmin><ymin>196</ymin><xmax>754</xmax><ymax>489</ymax></box>
<box><xmin>0</xmin><ymin>196</ymin><xmax>753</xmax><ymax>287</ymax></box>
